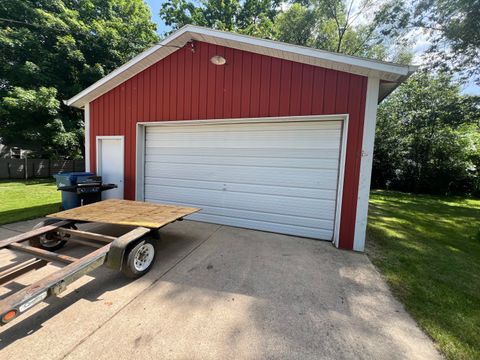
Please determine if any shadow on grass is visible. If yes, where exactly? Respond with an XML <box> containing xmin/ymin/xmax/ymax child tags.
<box><xmin>0</xmin><ymin>178</ymin><xmax>56</xmax><ymax>186</ymax></box>
<box><xmin>0</xmin><ymin>203</ymin><xmax>62</xmax><ymax>226</ymax></box>
<box><xmin>367</xmin><ymin>190</ymin><xmax>480</xmax><ymax>360</ymax></box>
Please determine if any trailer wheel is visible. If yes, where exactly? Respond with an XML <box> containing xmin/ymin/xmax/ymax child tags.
<box><xmin>122</xmin><ymin>238</ymin><xmax>156</xmax><ymax>279</ymax></box>
<box><xmin>29</xmin><ymin>219</ymin><xmax>76</xmax><ymax>251</ymax></box>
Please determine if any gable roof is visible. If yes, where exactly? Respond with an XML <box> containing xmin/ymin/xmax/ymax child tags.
<box><xmin>65</xmin><ymin>25</ymin><xmax>417</xmax><ymax>108</ymax></box>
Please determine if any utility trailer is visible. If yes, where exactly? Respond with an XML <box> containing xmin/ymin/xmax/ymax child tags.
<box><xmin>0</xmin><ymin>199</ymin><xmax>199</xmax><ymax>325</ymax></box>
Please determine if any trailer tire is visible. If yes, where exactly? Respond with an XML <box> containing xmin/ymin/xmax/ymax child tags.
<box><xmin>122</xmin><ymin>237</ymin><xmax>156</xmax><ymax>279</ymax></box>
<box><xmin>29</xmin><ymin>219</ymin><xmax>76</xmax><ymax>251</ymax></box>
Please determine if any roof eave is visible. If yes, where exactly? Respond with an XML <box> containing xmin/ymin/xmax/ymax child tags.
<box><xmin>65</xmin><ymin>25</ymin><xmax>417</xmax><ymax>109</ymax></box>
<box><xmin>378</xmin><ymin>65</ymin><xmax>418</xmax><ymax>103</ymax></box>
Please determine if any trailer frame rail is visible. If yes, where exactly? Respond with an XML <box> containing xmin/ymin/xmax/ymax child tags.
<box><xmin>0</xmin><ymin>199</ymin><xmax>199</xmax><ymax>326</ymax></box>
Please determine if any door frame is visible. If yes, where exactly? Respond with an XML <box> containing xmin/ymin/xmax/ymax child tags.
<box><xmin>135</xmin><ymin>114</ymin><xmax>348</xmax><ymax>246</ymax></box>
<box><xmin>96</xmin><ymin>135</ymin><xmax>125</xmax><ymax>199</ymax></box>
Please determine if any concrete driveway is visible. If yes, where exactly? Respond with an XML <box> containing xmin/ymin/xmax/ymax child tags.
<box><xmin>0</xmin><ymin>218</ymin><xmax>441</xmax><ymax>359</ymax></box>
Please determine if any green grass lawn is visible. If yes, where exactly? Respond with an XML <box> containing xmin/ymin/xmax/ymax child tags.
<box><xmin>367</xmin><ymin>190</ymin><xmax>480</xmax><ymax>360</ymax></box>
<box><xmin>0</xmin><ymin>179</ymin><xmax>61</xmax><ymax>225</ymax></box>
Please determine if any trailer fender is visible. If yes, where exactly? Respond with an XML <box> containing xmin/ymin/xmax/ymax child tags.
<box><xmin>105</xmin><ymin>227</ymin><xmax>152</xmax><ymax>270</ymax></box>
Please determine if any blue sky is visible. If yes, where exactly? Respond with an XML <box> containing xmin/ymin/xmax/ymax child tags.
<box><xmin>146</xmin><ymin>0</ymin><xmax>170</xmax><ymax>35</ymax></box>
<box><xmin>144</xmin><ymin>0</ymin><xmax>479</xmax><ymax>95</ymax></box>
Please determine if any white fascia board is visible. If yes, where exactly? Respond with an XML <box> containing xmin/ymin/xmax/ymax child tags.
<box><xmin>84</xmin><ymin>103</ymin><xmax>90</xmax><ymax>172</ymax></box>
<box><xmin>187</xmin><ymin>26</ymin><xmax>413</xmax><ymax>77</ymax></box>
<box><xmin>65</xmin><ymin>25</ymin><xmax>415</xmax><ymax>109</ymax></box>
<box><xmin>353</xmin><ymin>77</ymin><xmax>380</xmax><ymax>252</ymax></box>
<box><xmin>65</xmin><ymin>26</ymin><xmax>192</xmax><ymax>108</ymax></box>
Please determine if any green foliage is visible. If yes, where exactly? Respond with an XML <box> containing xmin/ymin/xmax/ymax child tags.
<box><xmin>368</xmin><ymin>190</ymin><xmax>480</xmax><ymax>360</ymax></box>
<box><xmin>412</xmin><ymin>0</ymin><xmax>480</xmax><ymax>83</ymax></box>
<box><xmin>0</xmin><ymin>87</ymin><xmax>73</xmax><ymax>157</ymax></box>
<box><xmin>278</xmin><ymin>0</ymin><xmax>412</xmax><ymax>61</ymax></box>
<box><xmin>160</xmin><ymin>0</ymin><xmax>413</xmax><ymax>62</ymax></box>
<box><xmin>373</xmin><ymin>72</ymin><xmax>480</xmax><ymax>195</ymax></box>
<box><xmin>0</xmin><ymin>0</ymin><xmax>159</xmax><ymax>158</ymax></box>
<box><xmin>274</xmin><ymin>3</ymin><xmax>317</xmax><ymax>46</ymax></box>
<box><xmin>160</xmin><ymin>0</ymin><xmax>279</xmax><ymax>37</ymax></box>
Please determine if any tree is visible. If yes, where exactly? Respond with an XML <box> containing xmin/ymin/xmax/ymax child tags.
<box><xmin>0</xmin><ymin>0</ymin><xmax>159</xmax><ymax>158</ymax></box>
<box><xmin>159</xmin><ymin>0</ymin><xmax>413</xmax><ymax>62</ymax></box>
<box><xmin>275</xmin><ymin>0</ymin><xmax>412</xmax><ymax>62</ymax></box>
<box><xmin>273</xmin><ymin>3</ymin><xmax>317</xmax><ymax>47</ymax></box>
<box><xmin>373</xmin><ymin>72</ymin><xmax>480</xmax><ymax>195</ymax></box>
<box><xmin>412</xmin><ymin>0</ymin><xmax>480</xmax><ymax>83</ymax></box>
<box><xmin>160</xmin><ymin>0</ymin><xmax>280</xmax><ymax>37</ymax></box>
<box><xmin>0</xmin><ymin>87</ymin><xmax>81</xmax><ymax>157</ymax></box>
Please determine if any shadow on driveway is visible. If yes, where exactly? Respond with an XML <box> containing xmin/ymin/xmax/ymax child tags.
<box><xmin>0</xmin><ymin>220</ymin><xmax>442</xmax><ymax>359</ymax></box>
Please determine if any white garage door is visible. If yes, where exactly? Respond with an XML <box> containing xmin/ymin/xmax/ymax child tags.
<box><xmin>144</xmin><ymin>120</ymin><xmax>344</xmax><ymax>240</ymax></box>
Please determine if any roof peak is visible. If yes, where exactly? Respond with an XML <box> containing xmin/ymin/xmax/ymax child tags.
<box><xmin>66</xmin><ymin>25</ymin><xmax>416</xmax><ymax>108</ymax></box>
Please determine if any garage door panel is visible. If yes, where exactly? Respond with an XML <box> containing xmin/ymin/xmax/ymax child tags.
<box><xmin>145</xmin><ymin>164</ymin><xmax>338</xmax><ymax>189</ymax></box>
<box><xmin>146</xmin><ymin>147</ymin><xmax>341</xmax><ymax>159</ymax></box>
<box><xmin>145</xmin><ymin>123</ymin><xmax>342</xmax><ymax>149</ymax></box>
<box><xmin>145</xmin><ymin>155</ymin><xmax>340</xmax><ymax>170</ymax></box>
<box><xmin>144</xmin><ymin>178</ymin><xmax>337</xmax><ymax>199</ymax></box>
<box><xmin>144</xmin><ymin>185</ymin><xmax>336</xmax><ymax>219</ymax></box>
<box><xmin>144</xmin><ymin>199</ymin><xmax>334</xmax><ymax>230</ymax></box>
<box><xmin>188</xmin><ymin>213</ymin><xmax>333</xmax><ymax>239</ymax></box>
<box><xmin>144</xmin><ymin>199</ymin><xmax>333</xmax><ymax>239</ymax></box>
<box><xmin>146</xmin><ymin>121</ymin><xmax>342</xmax><ymax>134</ymax></box>
<box><xmin>146</xmin><ymin>128</ymin><xmax>341</xmax><ymax>141</ymax></box>
<box><xmin>144</xmin><ymin>120</ymin><xmax>343</xmax><ymax>240</ymax></box>
<box><xmin>145</xmin><ymin>134</ymin><xmax>340</xmax><ymax>149</ymax></box>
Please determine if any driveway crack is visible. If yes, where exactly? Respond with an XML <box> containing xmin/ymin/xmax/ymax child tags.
<box><xmin>0</xmin><ymin>226</ymin><xmax>23</xmax><ymax>233</ymax></box>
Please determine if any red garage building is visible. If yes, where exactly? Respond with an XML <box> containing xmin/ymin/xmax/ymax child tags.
<box><xmin>66</xmin><ymin>26</ymin><xmax>415</xmax><ymax>251</ymax></box>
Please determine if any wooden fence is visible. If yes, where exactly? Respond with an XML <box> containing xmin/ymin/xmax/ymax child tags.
<box><xmin>0</xmin><ymin>159</ymin><xmax>85</xmax><ymax>179</ymax></box>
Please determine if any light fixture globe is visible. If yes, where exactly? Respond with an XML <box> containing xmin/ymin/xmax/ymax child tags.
<box><xmin>210</xmin><ymin>55</ymin><xmax>227</xmax><ymax>65</ymax></box>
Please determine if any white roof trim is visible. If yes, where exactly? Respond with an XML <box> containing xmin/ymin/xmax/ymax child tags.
<box><xmin>66</xmin><ymin>25</ymin><xmax>417</xmax><ymax>108</ymax></box>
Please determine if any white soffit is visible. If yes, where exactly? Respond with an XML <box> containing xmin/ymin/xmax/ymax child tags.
<box><xmin>66</xmin><ymin>25</ymin><xmax>417</xmax><ymax>108</ymax></box>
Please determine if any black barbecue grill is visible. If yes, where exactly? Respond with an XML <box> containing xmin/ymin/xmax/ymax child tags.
<box><xmin>57</xmin><ymin>176</ymin><xmax>117</xmax><ymax>207</ymax></box>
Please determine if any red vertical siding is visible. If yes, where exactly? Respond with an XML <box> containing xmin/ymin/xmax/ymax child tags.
<box><xmin>290</xmin><ymin>62</ymin><xmax>302</xmax><ymax>114</ymax></box>
<box><xmin>259</xmin><ymin>56</ymin><xmax>271</xmax><ymax>117</ymax></box>
<box><xmin>223</xmin><ymin>47</ymin><xmax>234</xmax><ymax>118</ymax></box>
<box><xmin>184</xmin><ymin>49</ymin><xmax>192</xmax><ymax>119</ymax></box>
<box><xmin>301</xmin><ymin>64</ymin><xmax>314</xmax><ymax>114</ymax></box>
<box><xmin>269</xmin><ymin>58</ymin><xmax>282</xmax><ymax>116</ymax></box>
<box><xmin>279</xmin><ymin>60</ymin><xmax>292</xmax><ymax>116</ymax></box>
<box><xmin>339</xmin><ymin>76</ymin><xmax>367</xmax><ymax>249</ymax></box>
<box><xmin>90</xmin><ymin>42</ymin><xmax>367</xmax><ymax>249</ymax></box>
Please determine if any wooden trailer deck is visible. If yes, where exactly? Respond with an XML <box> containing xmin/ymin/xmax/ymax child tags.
<box><xmin>47</xmin><ymin>199</ymin><xmax>200</xmax><ymax>228</ymax></box>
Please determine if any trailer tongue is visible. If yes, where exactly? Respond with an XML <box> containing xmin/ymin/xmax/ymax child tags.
<box><xmin>0</xmin><ymin>199</ymin><xmax>200</xmax><ymax>325</ymax></box>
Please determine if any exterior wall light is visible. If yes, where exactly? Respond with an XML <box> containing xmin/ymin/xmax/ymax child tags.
<box><xmin>210</xmin><ymin>55</ymin><xmax>227</xmax><ymax>65</ymax></box>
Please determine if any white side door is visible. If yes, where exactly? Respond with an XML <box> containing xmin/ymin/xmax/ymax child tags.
<box><xmin>97</xmin><ymin>136</ymin><xmax>124</xmax><ymax>199</ymax></box>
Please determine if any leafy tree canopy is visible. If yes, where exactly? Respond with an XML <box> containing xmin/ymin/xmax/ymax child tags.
<box><xmin>0</xmin><ymin>0</ymin><xmax>158</xmax><ymax>158</ymax></box>
<box><xmin>160</xmin><ymin>0</ymin><xmax>280</xmax><ymax>37</ymax></box>
<box><xmin>373</xmin><ymin>72</ymin><xmax>480</xmax><ymax>195</ymax></box>
<box><xmin>160</xmin><ymin>0</ymin><xmax>413</xmax><ymax>63</ymax></box>
<box><xmin>411</xmin><ymin>0</ymin><xmax>480</xmax><ymax>83</ymax></box>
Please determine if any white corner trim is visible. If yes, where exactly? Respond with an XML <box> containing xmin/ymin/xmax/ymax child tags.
<box><xmin>353</xmin><ymin>77</ymin><xmax>380</xmax><ymax>252</ymax></box>
<box><xmin>332</xmin><ymin>115</ymin><xmax>349</xmax><ymax>248</ymax></box>
<box><xmin>84</xmin><ymin>103</ymin><xmax>90</xmax><ymax>172</ymax></box>
<box><xmin>135</xmin><ymin>124</ymin><xmax>146</xmax><ymax>201</ymax></box>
